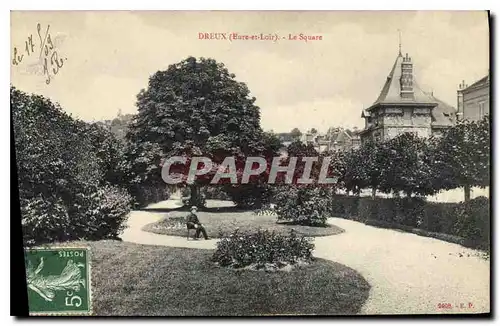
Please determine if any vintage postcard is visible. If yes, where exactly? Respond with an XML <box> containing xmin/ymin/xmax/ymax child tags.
<box><xmin>11</xmin><ymin>10</ymin><xmax>490</xmax><ymax>316</ymax></box>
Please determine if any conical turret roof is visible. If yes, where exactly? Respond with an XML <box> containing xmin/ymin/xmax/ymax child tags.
<box><xmin>368</xmin><ymin>53</ymin><xmax>436</xmax><ymax>109</ymax></box>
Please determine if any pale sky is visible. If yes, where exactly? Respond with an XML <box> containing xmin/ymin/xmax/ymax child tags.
<box><xmin>11</xmin><ymin>11</ymin><xmax>489</xmax><ymax>133</ymax></box>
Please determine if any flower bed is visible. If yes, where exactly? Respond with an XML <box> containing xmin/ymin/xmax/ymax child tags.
<box><xmin>211</xmin><ymin>229</ymin><xmax>314</xmax><ymax>271</ymax></box>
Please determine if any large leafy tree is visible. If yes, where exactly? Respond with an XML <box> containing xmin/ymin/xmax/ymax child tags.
<box><xmin>343</xmin><ymin>140</ymin><xmax>387</xmax><ymax>198</ymax></box>
<box><xmin>127</xmin><ymin>57</ymin><xmax>267</xmax><ymax>206</ymax></box>
<box><xmin>320</xmin><ymin>149</ymin><xmax>347</xmax><ymax>193</ymax></box>
<box><xmin>286</xmin><ymin>140</ymin><xmax>318</xmax><ymax>158</ymax></box>
<box><xmin>223</xmin><ymin>131</ymin><xmax>282</xmax><ymax>208</ymax></box>
<box><xmin>377</xmin><ymin>133</ymin><xmax>436</xmax><ymax>197</ymax></box>
<box><xmin>290</xmin><ymin>128</ymin><xmax>302</xmax><ymax>140</ymax></box>
<box><xmin>433</xmin><ymin>116</ymin><xmax>490</xmax><ymax>201</ymax></box>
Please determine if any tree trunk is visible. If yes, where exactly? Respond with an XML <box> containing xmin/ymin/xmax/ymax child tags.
<box><xmin>464</xmin><ymin>184</ymin><xmax>471</xmax><ymax>202</ymax></box>
<box><xmin>371</xmin><ymin>188</ymin><xmax>376</xmax><ymax>199</ymax></box>
<box><xmin>189</xmin><ymin>184</ymin><xmax>203</xmax><ymax>207</ymax></box>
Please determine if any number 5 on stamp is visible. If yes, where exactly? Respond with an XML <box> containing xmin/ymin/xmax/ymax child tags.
<box><xmin>24</xmin><ymin>247</ymin><xmax>92</xmax><ymax>315</ymax></box>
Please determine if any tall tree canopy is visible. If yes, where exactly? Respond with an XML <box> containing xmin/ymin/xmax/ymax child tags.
<box><xmin>290</xmin><ymin>128</ymin><xmax>302</xmax><ymax>139</ymax></box>
<box><xmin>433</xmin><ymin>116</ymin><xmax>490</xmax><ymax>201</ymax></box>
<box><xmin>127</xmin><ymin>57</ymin><xmax>269</xmax><ymax>205</ymax></box>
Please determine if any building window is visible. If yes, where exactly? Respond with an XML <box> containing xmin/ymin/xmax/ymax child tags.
<box><xmin>479</xmin><ymin>101</ymin><xmax>485</xmax><ymax>117</ymax></box>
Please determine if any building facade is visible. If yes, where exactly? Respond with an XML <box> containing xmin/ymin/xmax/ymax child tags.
<box><xmin>302</xmin><ymin>128</ymin><xmax>361</xmax><ymax>153</ymax></box>
<box><xmin>457</xmin><ymin>74</ymin><xmax>490</xmax><ymax>121</ymax></box>
<box><xmin>359</xmin><ymin>51</ymin><xmax>457</xmax><ymax>143</ymax></box>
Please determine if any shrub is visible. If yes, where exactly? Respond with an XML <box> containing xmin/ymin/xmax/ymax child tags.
<box><xmin>68</xmin><ymin>185</ymin><xmax>133</xmax><ymax>240</ymax></box>
<box><xmin>21</xmin><ymin>196</ymin><xmax>71</xmax><ymax>246</ymax></box>
<box><xmin>20</xmin><ymin>185</ymin><xmax>132</xmax><ymax>245</ymax></box>
<box><xmin>274</xmin><ymin>186</ymin><xmax>330</xmax><ymax>226</ymax></box>
<box><xmin>211</xmin><ymin>229</ymin><xmax>314</xmax><ymax>269</ymax></box>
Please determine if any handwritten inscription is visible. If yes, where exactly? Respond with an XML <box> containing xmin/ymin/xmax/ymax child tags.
<box><xmin>12</xmin><ymin>23</ymin><xmax>66</xmax><ymax>84</ymax></box>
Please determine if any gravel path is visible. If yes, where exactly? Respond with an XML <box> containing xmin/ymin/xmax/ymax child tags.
<box><xmin>121</xmin><ymin>199</ymin><xmax>490</xmax><ymax>315</ymax></box>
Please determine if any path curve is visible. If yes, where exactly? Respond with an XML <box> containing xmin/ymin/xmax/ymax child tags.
<box><xmin>121</xmin><ymin>199</ymin><xmax>490</xmax><ymax>315</ymax></box>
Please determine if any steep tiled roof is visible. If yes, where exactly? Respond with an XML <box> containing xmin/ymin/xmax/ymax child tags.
<box><xmin>426</xmin><ymin>92</ymin><xmax>457</xmax><ymax>127</ymax></box>
<box><xmin>365</xmin><ymin>52</ymin><xmax>456</xmax><ymax>127</ymax></box>
<box><xmin>369</xmin><ymin>53</ymin><xmax>436</xmax><ymax>109</ymax></box>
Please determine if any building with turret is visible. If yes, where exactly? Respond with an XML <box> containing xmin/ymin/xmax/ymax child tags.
<box><xmin>359</xmin><ymin>51</ymin><xmax>457</xmax><ymax>143</ymax></box>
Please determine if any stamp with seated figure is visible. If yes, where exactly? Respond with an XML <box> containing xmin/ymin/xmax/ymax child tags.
<box><xmin>25</xmin><ymin>246</ymin><xmax>92</xmax><ymax>316</ymax></box>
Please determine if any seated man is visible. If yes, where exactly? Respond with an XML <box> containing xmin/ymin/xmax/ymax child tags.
<box><xmin>186</xmin><ymin>206</ymin><xmax>209</xmax><ymax>240</ymax></box>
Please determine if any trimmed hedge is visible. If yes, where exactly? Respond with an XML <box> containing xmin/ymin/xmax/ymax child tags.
<box><xmin>329</xmin><ymin>195</ymin><xmax>360</xmax><ymax>220</ymax></box>
<box><xmin>420</xmin><ymin>202</ymin><xmax>458</xmax><ymax>234</ymax></box>
<box><xmin>358</xmin><ymin>196</ymin><xmax>490</xmax><ymax>250</ymax></box>
<box><xmin>364</xmin><ymin>219</ymin><xmax>471</xmax><ymax>247</ymax></box>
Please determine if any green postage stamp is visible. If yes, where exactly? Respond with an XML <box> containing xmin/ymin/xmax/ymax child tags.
<box><xmin>24</xmin><ymin>246</ymin><xmax>92</xmax><ymax>315</ymax></box>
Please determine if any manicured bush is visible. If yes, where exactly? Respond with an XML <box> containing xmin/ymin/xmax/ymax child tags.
<box><xmin>21</xmin><ymin>185</ymin><xmax>132</xmax><ymax>245</ymax></box>
<box><xmin>274</xmin><ymin>186</ymin><xmax>330</xmax><ymax>226</ymax></box>
<box><xmin>211</xmin><ymin>229</ymin><xmax>314</xmax><ymax>269</ymax></box>
<box><xmin>68</xmin><ymin>185</ymin><xmax>133</xmax><ymax>240</ymax></box>
<box><xmin>21</xmin><ymin>196</ymin><xmax>71</xmax><ymax>246</ymax></box>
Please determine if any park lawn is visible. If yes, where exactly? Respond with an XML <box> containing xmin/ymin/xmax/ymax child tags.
<box><xmin>141</xmin><ymin>210</ymin><xmax>345</xmax><ymax>238</ymax></box>
<box><xmin>66</xmin><ymin>240</ymin><xmax>369</xmax><ymax>316</ymax></box>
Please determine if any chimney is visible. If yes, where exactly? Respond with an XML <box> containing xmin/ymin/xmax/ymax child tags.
<box><xmin>400</xmin><ymin>53</ymin><xmax>414</xmax><ymax>99</ymax></box>
<box><xmin>457</xmin><ymin>80</ymin><xmax>466</xmax><ymax>120</ymax></box>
